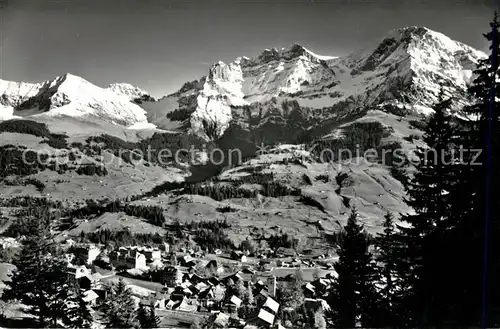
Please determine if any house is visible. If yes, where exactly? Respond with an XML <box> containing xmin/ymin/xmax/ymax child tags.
<box><xmin>208</xmin><ymin>277</ymin><xmax>221</xmax><ymax>286</ymax></box>
<box><xmin>304</xmin><ymin>282</ymin><xmax>316</xmax><ymax>296</ymax></box>
<box><xmin>242</xmin><ymin>265</ymin><xmax>256</xmax><ymax>273</ymax></box>
<box><xmin>65</xmin><ymin>239</ymin><xmax>76</xmax><ymax>247</ymax></box>
<box><xmin>212</xmin><ymin>285</ymin><xmax>226</xmax><ymax>302</ymax></box>
<box><xmin>165</xmin><ymin>299</ymin><xmax>177</xmax><ymax>310</ymax></box>
<box><xmin>188</xmin><ymin>273</ymin><xmax>205</xmax><ymax>285</ymax></box>
<box><xmin>276</xmin><ymin>260</ymin><xmax>290</xmax><ymax>267</ymax></box>
<box><xmin>198</xmin><ymin>287</ymin><xmax>215</xmax><ymax>307</ymax></box>
<box><xmin>266</xmin><ymin>275</ymin><xmax>276</xmax><ymax>298</ymax></box>
<box><xmin>67</xmin><ymin>265</ymin><xmax>91</xmax><ymax>279</ymax></box>
<box><xmin>262</xmin><ymin>297</ymin><xmax>279</xmax><ymax>314</ymax></box>
<box><xmin>149</xmin><ymin>258</ymin><xmax>164</xmax><ymax>270</ymax></box>
<box><xmin>64</xmin><ymin>253</ymin><xmax>75</xmax><ymax>264</ymax></box>
<box><xmin>160</xmin><ymin>242</ymin><xmax>170</xmax><ymax>253</ymax></box>
<box><xmin>77</xmin><ymin>275</ymin><xmax>94</xmax><ymax>291</ymax></box>
<box><xmin>206</xmin><ymin>259</ymin><xmax>218</xmax><ymax>269</ymax></box>
<box><xmin>71</xmin><ymin>244</ymin><xmax>101</xmax><ymax>265</ymax></box>
<box><xmin>255</xmin><ymin>290</ymin><xmax>269</xmax><ymax>305</ymax></box>
<box><xmin>151</xmin><ymin>296</ymin><xmax>167</xmax><ymax>309</ymax></box>
<box><xmin>276</xmin><ymin>248</ymin><xmax>296</xmax><ymax>258</ymax></box>
<box><xmin>180</xmin><ymin>255</ymin><xmax>196</xmax><ymax>267</ymax></box>
<box><xmin>135</xmin><ymin>253</ymin><xmax>147</xmax><ymax>269</ymax></box>
<box><xmin>223</xmin><ymin>272</ymin><xmax>244</xmax><ymax>285</ymax></box>
<box><xmin>82</xmin><ymin>290</ymin><xmax>99</xmax><ymax>307</ymax></box>
<box><xmin>66</xmin><ymin>266</ymin><xmax>95</xmax><ymax>290</ymax></box>
<box><xmin>255</xmin><ymin>308</ymin><xmax>275</xmax><ymax>327</ymax></box>
<box><xmin>91</xmin><ymin>281</ymin><xmax>108</xmax><ymax>301</ymax></box>
<box><xmin>229</xmin><ymin>295</ymin><xmax>242</xmax><ymax>308</ymax></box>
<box><xmin>143</xmin><ymin>249</ymin><xmax>161</xmax><ymax>261</ymax></box>
<box><xmin>174</xmin><ymin>297</ymin><xmax>198</xmax><ymax>312</ymax></box>
<box><xmin>304</xmin><ymin>298</ymin><xmax>331</xmax><ymax>313</ymax></box>
<box><xmin>231</xmin><ymin>250</ymin><xmax>243</xmax><ymax>260</ymax></box>
<box><xmin>206</xmin><ymin>260</ymin><xmax>225</xmax><ymax>275</ymax></box>
<box><xmin>196</xmin><ymin>281</ymin><xmax>209</xmax><ymax>292</ymax></box>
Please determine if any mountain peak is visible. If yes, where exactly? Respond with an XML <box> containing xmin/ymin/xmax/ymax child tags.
<box><xmin>394</xmin><ymin>25</ymin><xmax>431</xmax><ymax>34</ymax></box>
<box><xmin>107</xmin><ymin>82</ymin><xmax>152</xmax><ymax>101</ymax></box>
<box><xmin>56</xmin><ymin>72</ymin><xmax>87</xmax><ymax>83</ymax></box>
<box><xmin>255</xmin><ymin>43</ymin><xmax>336</xmax><ymax>63</ymax></box>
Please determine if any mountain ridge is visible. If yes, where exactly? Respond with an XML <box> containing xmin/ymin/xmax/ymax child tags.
<box><xmin>0</xmin><ymin>26</ymin><xmax>487</xmax><ymax>139</ymax></box>
<box><xmin>137</xmin><ymin>26</ymin><xmax>485</xmax><ymax>140</ymax></box>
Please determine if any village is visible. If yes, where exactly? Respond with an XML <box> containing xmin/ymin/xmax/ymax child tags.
<box><xmin>62</xmin><ymin>239</ymin><xmax>337</xmax><ymax>328</ymax></box>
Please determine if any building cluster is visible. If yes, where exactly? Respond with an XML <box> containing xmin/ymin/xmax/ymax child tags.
<box><xmin>62</xmin><ymin>241</ymin><xmax>336</xmax><ymax>328</ymax></box>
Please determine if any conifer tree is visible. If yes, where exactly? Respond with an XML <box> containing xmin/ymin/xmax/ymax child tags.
<box><xmin>374</xmin><ymin>211</ymin><xmax>407</xmax><ymax>327</ymax></box>
<box><xmin>148</xmin><ymin>303</ymin><xmax>161</xmax><ymax>328</ymax></box>
<box><xmin>396</xmin><ymin>90</ymin><xmax>459</xmax><ymax>326</ymax></box>
<box><xmin>277</xmin><ymin>271</ymin><xmax>305</xmax><ymax>311</ymax></box>
<box><xmin>99</xmin><ymin>278</ymin><xmax>139</xmax><ymax>328</ymax></box>
<box><xmin>2</xmin><ymin>215</ymin><xmax>69</xmax><ymax>327</ymax></box>
<box><xmin>137</xmin><ymin>303</ymin><xmax>150</xmax><ymax>328</ymax></box>
<box><xmin>314</xmin><ymin>310</ymin><xmax>327</xmax><ymax>329</ymax></box>
<box><xmin>449</xmin><ymin>12</ymin><xmax>500</xmax><ymax>326</ymax></box>
<box><xmin>330</xmin><ymin>207</ymin><xmax>379</xmax><ymax>327</ymax></box>
<box><xmin>63</xmin><ymin>281</ymin><xmax>93</xmax><ymax>328</ymax></box>
<box><xmin>245</xmin><ymin>284</ymin><xmax>254</xmax><ymax>306</ymax></box>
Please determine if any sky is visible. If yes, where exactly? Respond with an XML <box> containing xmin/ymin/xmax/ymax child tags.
<box><xmin>0</xmin><ymin>0</ymin><xmax>497</xmax><ymax>98</ymax></box>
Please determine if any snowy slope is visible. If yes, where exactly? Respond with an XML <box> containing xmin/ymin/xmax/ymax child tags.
<box><xmin>107</xmin><ymin>83</ymin><xmax>154</xmax><ymax>102</ymax></box>
<box><xmin>140</xmin><ymin>44</ymin><xmax>339</xmax><ymax>139</ymax></box>
<box><xmin>0</xmin><ymin>74</ymin><xmax>149</xmax><ymax>127</ymax></box>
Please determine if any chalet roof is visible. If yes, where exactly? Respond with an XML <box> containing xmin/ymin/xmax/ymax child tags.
<box><xmin>198</xmin><ymin>287</ymin><xmax>214</xmax><ymax>300</ymax></box>
<box><xmin>195</xmin><ymin>282</ymin><xmax>209</xmax><ymax>291</ymax></box>
<box><xmin>82</xmin><ymin>290</ymin><xmax>99</xmax><ymax>302</ymax></box>
<box><xmin>304</xmin><ymin>298</ymin><xmax>332</xmax><ymax>311</ymax></box>
<box><xmin>175</xmin><ymin>298</ymin><xmax>197</xmax><ymax>312</ymax></box>
<box><xmin>230</xmin><ymin>295</ymin><xmax>243</xmax><ymax>307</ymax></box>
<box><xmin>318</xmin><ymin>278</ymin><xmax>329</xmax><ymax>286</ymax></box>
<box><xmin>305</xmin><ymin>283</ymin><xmax>316</xmax><ymax>292</ymax></box>
<box><xmin>208</xmin><ymin>277</ymin><xmax>221</xmax><ymax>286</ymax></box>
<box><xmin>257</xmin><ymin>289</ymin><xmax>268</xmax><ymax>298</ymax></box>
<box><xmin>263</xmin><ymin>297</ymin><xmax>279</xmax><ymax>313</ymax></box>
<box><xmin>258</xmin><ymin>309</ymin><xmax>275</xmax><ymax>325</ymax></box>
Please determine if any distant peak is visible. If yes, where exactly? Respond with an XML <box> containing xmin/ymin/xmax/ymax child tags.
<box><xmin>255</xmin><ymin>43</ymin><xmax>336</xmax><ymax>62</ymax></box>
<box><xmin>396</xmin><ymin>26</ymin><xmax>431</xmax><ymax>33</ymax></box>
<box><xmin>107</xmin><ymin>82</ymin><xmax>151</xmax><ymax>101</ymax></box>
<box><xmin>59</xmin><ymin>72</ymin><xmax>82</xmax><ymax>80</ymax></box>
<box><xmin>54</xmin><ymin>73</ymin><xmax>88</xmax><ymax>84</ymax></box>
<box><xmin>388</xmin><ymin>26</ymin><xmax>452</xmax><ymax>42</ymax></box>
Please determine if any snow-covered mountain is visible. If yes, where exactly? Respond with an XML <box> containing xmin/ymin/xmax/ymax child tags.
<box><xmin>107</xmin><ymin>83</ymin><xmax>155</xmax><ymax>103</ymax></box>
<box><xmin>0</xmin><ymin>26</ymin><xmax>489</xmax><ymax>240</ymax></box>
<box><xmin>141</xmin><ymin>26</ymin><xmax>485</xmax><ymax>140</ymax></box>
<box><xmin>0</xmin><ymin>26</ymin><xmax>486</xmax><ymax>137</ymax></box>
<box><xmin>0</xmin><ymin>74</ymin><xmax>150</xmax><ymax>127</ymax></box>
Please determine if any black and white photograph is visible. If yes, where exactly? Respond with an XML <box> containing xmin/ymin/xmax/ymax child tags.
<box><xmin>0</xmin><ymin>0</ymin><xmax>499</xmax><ymax>328</ymax></box>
